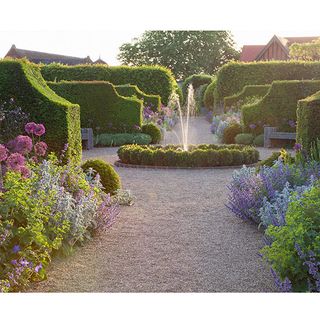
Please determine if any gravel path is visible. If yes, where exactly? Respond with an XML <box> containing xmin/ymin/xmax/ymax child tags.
<box><xmin>30</xmin><ymin>117</ymin><xmax>278</xmax><ymax>292</ymax></box>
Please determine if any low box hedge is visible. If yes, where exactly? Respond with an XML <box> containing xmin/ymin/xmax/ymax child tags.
<box><xmin>297</xmin><ymin>90</ymin><xmax>320</xmax><ymax>151</ymax></box>
<box><xmin>242</xmin><ymin>80</ymin><xmax>320</xmax><ymax>134</ymax></box>
<box><xmin>41</xmin><ymin>63</ymin><xmax>179</xmax><ymax>105</ymax></box>
<box><xmin>115</xmin><ymin>84</ymin><xmax>161</xmax><ymax>111</ymax></box>
<box><xmin>117</xmin><ymin>144</ymin><xmax>259</xmax><ymax>167</ymax></box>
<box><xmin>95</xmin><ymin>133</ymin><xmax>152</xmax><ymax>147</ymax></box>
<box><xmin>224</xmin><ymin>84</ymin><xmax>270</xmax><ymax>111</ymax></box>
<box><xmin>48</xmin><ymin>81</ymin><xmax>143</xmax><ymax>134</ymax></box>
<box><xmin>0</xmin><ymin>59</ymin><xmax>81</xmax><ymax>163</ymax></box>
<box><xmin>214</xmin><ymin>61</ymin><xmax>320</xmax><ymax>109</ymax></box>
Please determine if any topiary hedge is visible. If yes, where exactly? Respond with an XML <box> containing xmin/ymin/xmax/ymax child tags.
<box><xmin>41</xmin><ymin>63</ymin><xmax>178</xmax><ymax>105</ymax></box>
<box><xmin>203</xmin><ymin>79</ymin><xmax>216</xmax><ymax>110</ymax></box>
<box><xmin>82</xmin><ymin>159</ymin><xmax>121</xmax><ymax>195</ymax></box>
<box><xmin>297</xmin><ymin>90</ymin><xmax>320</xmax><ymax>152</ymax></box>
<box><xmin>141</xmin><ymin>123</ymin><xmax>162</xmax><ymax>144</ymax></box>
<box><xmin>182</xmin><ymin>74</ymin><xmax>213</xmax><ymax>99</ymax></box>
<box><xmin>214</xmin><ymin>61</ymin><xmax>320</xmax><ymax>109</ymax></box>
<box><xmin>115</xmin><ymin>84</ymin><xmax>161</xmax><ymax>111</ymax></box>
<box><xmin>95</xmin><ymin>133</ymin><xmax>152</xmax><ymax>147</ymax></box>
<box><xmin>48</xmin><ymin>81</ymin><xmax>143</xmax><ymax>134</ymax></box>
<box><xmin>222</xmin><ymin>122</ymin><xmax>243</xmax><ymax>144</ymax></box>
<box><xmin>0</xmin><ymin>59</ymin><xmax>81</xmax><ymax>163</ymax></box>
<box><xmin>224</xmin><ymin>84</ymin><xmax>270</xmax><ymax>111</ymax></box>
<box><xmin>117</xmin><ymin>144</ymin><xmax>259</xmax><ymax>167</ymax></box>
<box><xmin>242</xmin><ymin>80</ymin><xmax>320</xmax><ymax>134</ymax></box>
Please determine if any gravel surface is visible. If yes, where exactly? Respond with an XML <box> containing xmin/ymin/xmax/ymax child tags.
<box><xmin>30</xmin><ymin>117</ymin><xmax>279</xmax><ymax>292</ymax></box>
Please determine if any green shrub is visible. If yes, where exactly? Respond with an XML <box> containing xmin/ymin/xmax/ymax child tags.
<box><xmin>214</xmin><ymin>61</ymin><xmax>320</xmax><ymax>109</ymax></box>
<box><xmin>261</xmin><ymin>185</ymin><xmax>320</xmax><ymax>292</ymax></box>
<box><xmin>194</xmin><ymin>84</ymin><xmax>208</xmax><ymax>112</ymax></box>
<box><xmin>224</xmin><ymin>84</ymin><xmax>270</xmax><ymax>111</ymax></box>
<box><xmin>117</xmin><ymin>144</ymin><xmax>259</xmax><ymax>167</ymax></box>
<box><xmin>41</xmin><ymin>63</ymin><xmax>178</xmax><ymax>105</ymax></box>
<box><xmin>48</xmin><ymin>81</ymin><xmax>142</xmax><ymax>134</ymax></box>
<box><xmin>222</xmin><ymin>122</ymin><xmax>243</xmax><ymax>144</ymax></box>
<box><xmin>257</xmin><ymin>152</ymin><xmax>281</xmax><ymax>168</ymax></box>
<box><xmin>235</xmin><ymin>133</ymin><xmax>254</xmax><ymax>145</ymax></box>
<box><xmin>182</xmin><ymin>74</ymin><xmax>213</xmax><ymax>99</ymax></box>
<box><xmin>204</xmin><ymin>79</ymin><xmax>216</xmax><ymax>110</ymax></box>
<box><xmin>253</xmin><ymin>134</ymin><xmax>264</xmax><ymax>147</ymax></box>
<box><xmin>297</xmin><ymin>90</ymin><xmax>320</xmax><ymax>152</ymax></box>
<box><xmin>242</xmin><ymin>80</ymin><xmax>320</xmax><ymax>134</ymax></box>
<box><xmin>141</xmin><ymin>123</ymin><xmax>162</xmax><ymax>144</ymax></box>
<box><xmin>115</xmin><ymin>84</ymin><xmax>161</xmax><ymax>111</ymax></box>
<box><xmin>0</xmin><ymin>59</ymin><xmax>81</xmax><ymax>163</ymax></box>
<box><xmin>82</xmin><ymin>159</ymin><xmax>121</xmax><ymax>195</ymax></box>
<box><xmin>95</xmin><ymin>133</ymin><xmax>152</xmax><ymax>146</ymax></box>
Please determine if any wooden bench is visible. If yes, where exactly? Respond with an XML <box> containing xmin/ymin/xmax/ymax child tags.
<box><xmin>264</xmin><ymin>126</ymin><xmax>296</xmax><ymax>148</ymax></box>
<box><xmin>81</xmin><ymin>128</ymin><xmax>94</xmax><ymax>150</ymax></box>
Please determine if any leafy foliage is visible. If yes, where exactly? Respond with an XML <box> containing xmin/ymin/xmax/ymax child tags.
<box><xmin>253</xmin><ymin>134</ymin><xmax>264</xmax><ymax>147</ymax></box>
<box><xmin>118</xmin><ymin>31</ymin><xmax>239</xmax><ymax>79</ymax></box>
<box><xmin>95</xmin><ymin>133</ymin><xmax>152</xmax><ymax>147</ymax></box>
<box><xmin>222</xmin><ymin>122</ymin><xmax>243</xmax><ymax>144</ymax></box>
<box><xmin>289</xmin><ymin>38</ymin><xmax>320</xmax><ymax>61</ymax></box>
<box><xmin>141</xmin><ymin>123</ymin><xmax>162</xmax><ymax>144</ymax></box>
<box><xmin>204</xmin><ymin>79</ymin><xmax>216</xmax><ymax>110</ymax></box>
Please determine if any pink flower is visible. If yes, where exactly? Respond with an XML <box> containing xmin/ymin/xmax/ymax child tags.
<box><xmin>11</xmin><ymin>135</ymin><xmax>33</xmax><ymax>155</ymax></box>
<box><xmin>34</xmin><ymin>141</ymin><xmax>48</xmax><ymax>156</ymax></box>
<box><xmin>6</xmin><ymin>153</ymin><xmax>26</xmax><ymax>170</ymax></box>
<box><xmin>0</xmin><ymin>144</ymin><xmax>8</xmax><ymax>162</ymax></box>
<box><xmin>30</xmin><ymin>156</ymin><xmax>38</xmax><ymax>163</ymax></box>
<box><xmin>33</xmin><ymin>124</ymin><xmax>45</xmax><ymax>137</ymax></box>
<box><xmin>25</xmin><ymin>122</ymin><xmax>37</xmax><ymax>135</ymax></box>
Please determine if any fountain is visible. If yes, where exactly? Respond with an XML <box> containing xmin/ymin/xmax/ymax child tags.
<box><xmin>168</xmin><ymin>84</ymin><xmax>196</xmax><ymax>151</ymax></box>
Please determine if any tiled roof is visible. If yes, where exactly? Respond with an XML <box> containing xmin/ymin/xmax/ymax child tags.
<box><xmin>5</xmin><ymin>44</ymin><xmax>93</xmax><ymax>65</ymax></box>
<box><xmin>284</xmin><ymin>36</ymin><xmax>319</xmax><ymax>47</ymax></box>
<box><xmin>239</xmin><ymin>45</ymin><xmax>265</xmax><ymax>62</ymax></box>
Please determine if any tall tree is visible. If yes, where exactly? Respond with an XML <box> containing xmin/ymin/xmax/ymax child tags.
<box><xmin>289</xmin><ymin>38</ymin><xmax>320</xmax><ymax>61</ymax></box>
<box><xmin>118</xmin><ymin>31</ymin><xmax>239</xmax><ymax>79</ymax></box>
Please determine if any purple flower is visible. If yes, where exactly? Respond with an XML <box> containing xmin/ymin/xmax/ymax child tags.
<box><xmin>11</xmin><ymin>260</ymin><xmax>17</xmax><ymax>265</ymax></box>
<box><xmin>34</xmin><ymin>141</ymin><xmax>48</xmax><ymax>156</ymax></box>
<box><xmin>6</xmin><ymin>153</ymin><xmax>26</xmax><ymax>170</ymax></box>
<box><xmin>25</xmin><ymin>122</ymin><xmax>37</xmax><ymax>135</ymax></box>
<box><xmin>20</xmin><ymin>166</ymin><xmax>31</xmax><ymax>179</ymax></box>
<box><xmin>288</xmin><ymin>119</ymin><xmax>296</xmax><ymax>128</ymax></box>
<box><xmin>11</xmin><ymin>135</ymin><xmax>33</xmax><ymax>155</ymax></box>
<box><xmin>12</xmin><ymin>245</ymin><xmax>20</xmax><ymax>254</ymax></box>
<box><xmin>293</xmin><ymin>143</ymin><xmax>302</xmax><ymax>152</ymax></box>
<box><xmin>33</xmin><ymin>124</ymin><xmax>45</xmax><ymax>137</ymax></box>
<box><xmin>249</xmin><ymin>123</ymin><xmax>256</xmax><ymax>130</ymax></box>
<box><xmin>0</xmin><ymin>144</ymin><xmax>8</xmax><ymax>162</ymax></box>
<box><xmin>34</xmin><ymin>263</ymin><xmax>42</xmax><ymax>273</ymax></box>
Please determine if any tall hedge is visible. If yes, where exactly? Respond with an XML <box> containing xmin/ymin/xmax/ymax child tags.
<box><xmin>203</xmin><ymin>79</ymin><xmax>217</xmax><ymax>110</ymax></box>
<box><xmin>41</xmin><ymin>64</ymin><xmax>178</xmax><ymax>105</ymax></box>
<box><xmin>115</xmin><ymin>84</ymin><xmax>161</xmax><ymax>111</ymax></box>
<box><xmin>242</xmin><ymin>80</ymin><xmax>320</xmax><ymax>134</ymax></box>
<box><xmin>297</xmin><ymin>90</ymin><xmax>320</xmax><ymax>151</ymax></box>
<box><xmin>48</xmin><ymin>81</ymin><xmax>142</xmax><ymax>134</ymax></box>
<box><xmin>224</xmin><ymin>84</ymin><xmax>270</xmax><ymax>111</ymax></box>
<box><xmin>182</xmin><ymin>74</ymin><xmax>213</xmax><ymax>99</ymax></box>
<box><xmin>0</xmin><ymin>59</ymin><xmax>81</xmax><ymax>163</ymax></box>
<box><xmin>214</xmin><ymin>61</ymin><xmax>320</xmax><ymax>109</ymax></box>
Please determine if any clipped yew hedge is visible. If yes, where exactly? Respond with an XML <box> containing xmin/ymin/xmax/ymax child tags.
<box><xmin>214</xmin><ymin>61</ymin><xmax>320</xmax><ymax>109</ymax></box>
<box><xmin>41</xmin><ymin>64</ymin><xmax>178</xmax><ymax>105</ymax></box>
<box><xmin>0</xmin><ymin>59</ymin><xmax>81</xmax><ymax>163</ymax></box>
<box><xmin>117</xmin><ymin>144</ymin><xmax>259</xmax><ymax>167</ymax></box>
<box><xmin>242</xmin><ymin>80</ymin><xmax>320</xmax><ymax>134</ymax></box>
<box><xmin>224</xmin><ymin>84</ymin><xmax>270</xmax><ymax>111</ymax></box>
<box><xmin>115</xmin><ymin>84</ymin><xmax>161</xmax><ymax>111</ymax></box>
<box><xmin>297</xmin><ymin>90</ymin><xmax>320</xmax><ymax>151</ymax></box>
<box><xmin>182</xmin><ymin>74</ymin><xmax>213</xmax><ymax>99</ymax></box>
<box><xmin>48</xmin><ymin>81</ymin><xmax>142</xmax><ymax>134</ymax></box>
<box><xmin>203</xmin><ymin>79</ymin><xmax>216</xmax><ymax>110</ymax></box>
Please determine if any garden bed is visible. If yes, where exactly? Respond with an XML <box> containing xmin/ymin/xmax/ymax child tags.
<box><xmin>117</xmin><ymin>144</ymin><xmax>259</xmax><ymax>168</ymax></box>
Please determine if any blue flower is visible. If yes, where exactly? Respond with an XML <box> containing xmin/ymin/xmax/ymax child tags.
<box><xmin>12</xmin><ymin>245</ymin><xmax>20</xmax><ymax>254</ymax></box>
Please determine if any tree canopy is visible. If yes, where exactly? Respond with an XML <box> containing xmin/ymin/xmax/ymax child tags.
<box><xmin>118</xmin><ymin>31</ymin><xmax>240</xmax><ymax>79</ymax></box>
<box><xmin>289</xmin><ymin>38</ymin><xmax>320</xmax><ymax>61</ymax></box>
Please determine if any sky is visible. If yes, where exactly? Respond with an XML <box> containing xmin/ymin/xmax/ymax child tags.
<box><xmin>0</xmin><ymin>0</ymin><xmax>319</xmax><ymax>66</ymax></box>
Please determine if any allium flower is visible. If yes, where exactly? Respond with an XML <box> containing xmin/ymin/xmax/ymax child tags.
<box><xmin>34</xmin><ymin>141</ymin><xmax>48</xmax><ymax>156</ymax></box>
<box><xmin>33</xmin><ymin>124</ymin><xmax>45</xmax><ymax>136</ymax></box>
<box><xmin>6</xmin><ymin>153</ymin><xmax>26</xmax><ymax>170</ymax></box>
<box><xmin>12</xmin><ymin>245</ymin><xmax>21</xmax><ymax>254</ymax></box>
<box><xmin>249</xmin><ymin>123</ymin><xmax>256</xmax><ymax>129</ymax></box>
<box><xmin>11</xmin><ymin>135</ymin><xmax>33</xmax><ymax>154</ymax></box>
<box><xmin>288</xmin><ymin>119</ymin><xmax>296</xmax><ymax>128</ymax></box>
<box><xmin>294</xmin><ymin>143</ymin><xmax>302</xmax><ymax>152</ymax></box>
<box><xmin>0</xmin><ymin>144</ymin><xmax>8</xmax><ymax>162</ymax></box>
<box><xmin>20</xmin><ymin>166</ymin><xmax>31</xmax><ymax>178</ymax></box>
<box><xmin>25</xmin><ymin>122</ymin><xmax>37</xmax><ymax>135</ymax></box>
